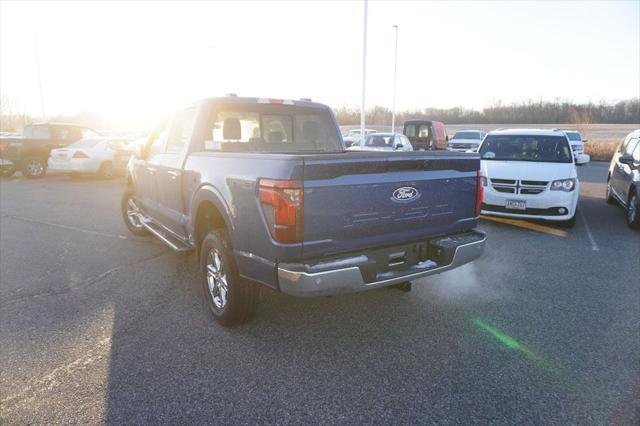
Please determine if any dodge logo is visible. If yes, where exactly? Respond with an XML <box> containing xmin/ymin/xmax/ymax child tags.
<box><xmin>392</xmin><ymin>187</ymin><xmax>419</xmax><ymax>201</ymax></box>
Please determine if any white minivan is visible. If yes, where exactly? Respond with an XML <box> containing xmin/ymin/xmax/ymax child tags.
<box><xmin>478</xmin><ymin>129</ymin><xmax>589</xmax><ymax>227</ymax></box>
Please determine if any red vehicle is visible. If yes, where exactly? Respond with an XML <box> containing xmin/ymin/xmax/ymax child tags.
<box><xmin>402</xmin><ymin>120</ymin><xmax>449</xmax><ymax>151</ymax></box>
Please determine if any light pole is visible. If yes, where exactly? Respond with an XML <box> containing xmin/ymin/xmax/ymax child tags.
<box><xmin>360</xmin><ymin>0</ymin><xmax>368</xmax><ymax>137</ymax></box>
<box><xmin>391</xmin><ymin>24</ymin><xmax>398</xmax><ymax>133</ymax></box>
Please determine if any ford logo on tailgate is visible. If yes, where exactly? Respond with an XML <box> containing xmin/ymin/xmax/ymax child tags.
<box><xmin>392</xmin><ymin>187</ymin><xmax>420</xmax><ymax>202</ymax></box>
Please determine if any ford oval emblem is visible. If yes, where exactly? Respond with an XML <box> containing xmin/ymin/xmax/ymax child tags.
<box><xmin>392</xmin><ymin>186</ymin><xmax>420</xmax><ymax>202</ymax></box>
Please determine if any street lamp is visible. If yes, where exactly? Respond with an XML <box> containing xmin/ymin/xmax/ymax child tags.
<box><xmin>391</xmin><ymin>24</ymin><xmax>398</xmax><ymax>133</ymax></box>
<box><xmin>360</xmin><ymin>0</ymin><xmax>368</xmax><ymax>137</ymax></box>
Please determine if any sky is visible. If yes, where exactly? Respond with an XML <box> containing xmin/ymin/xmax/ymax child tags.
<box><xmin>1</xmin><ymin>0</ymin><xmax>639</xmax><ymax>130</ymax></box>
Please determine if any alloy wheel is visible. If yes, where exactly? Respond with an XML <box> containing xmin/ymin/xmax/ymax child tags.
<box><xmin>206</xmin><ymin>249</ymin><xmax>228</xmax><ymax>309</ymax></box>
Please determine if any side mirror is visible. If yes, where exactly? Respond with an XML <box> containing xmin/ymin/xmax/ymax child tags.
<box><xmin>582</xmin><ymin>139</ymin><xmax>588</xmax><ymax>143</ymax></box>
<box><xmin>619</xmin><ymin>154</ymin><xmax>634</xmax><ymax>165</ymax></box>
<box><xmin>394</xmin><ymin>144</ymin><xmax>404</xmax><ymax>150</ymax></box>
<box><xmin>575</xmin><ymin>153</ymin><xmax>590</xmax><ymax>165</ymax></box>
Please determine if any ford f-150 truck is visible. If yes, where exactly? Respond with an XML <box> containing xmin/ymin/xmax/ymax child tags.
<box><xmin>121</xmin><ymin>96</ymin><xmax>486</xmax><ymax>325</ymax></box>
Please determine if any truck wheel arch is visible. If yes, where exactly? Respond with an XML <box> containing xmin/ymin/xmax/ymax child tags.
<box><xmin>192</xmin><ymin>187</ymin><xmax>234</xmax><ymax>253</ymax></box>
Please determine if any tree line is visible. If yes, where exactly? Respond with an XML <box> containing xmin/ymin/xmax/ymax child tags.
<box><xmin>334</xmin><ymin>98</ymin><xmax>640</xmax><ymax>126</ymax></box>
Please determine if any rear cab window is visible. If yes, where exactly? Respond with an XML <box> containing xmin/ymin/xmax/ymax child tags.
<box><xmin>204</xmin><ymin>102</ymin><xmax>341</xmax><ymax>153</ymax></box>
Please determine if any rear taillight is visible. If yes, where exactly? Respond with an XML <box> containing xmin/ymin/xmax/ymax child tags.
<box><xmin>475</xmin><ymin>171</ymin><xmax>484</xmax><ymax>217</ymax></box>
<box><xmin>72</xmin><ymin>151</ymin><xmax>89</xmax><ymax>159</ymax></box>
<box><xmin>259</xmin><ymin>179</ymin><xmax>303</xmax><ymax>243</ymax></box>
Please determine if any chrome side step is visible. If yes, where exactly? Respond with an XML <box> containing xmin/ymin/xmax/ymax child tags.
<box><xmin>139</xmin><ymin>216</ymin><xmax>192</xmax><ymax>252</ymax></box>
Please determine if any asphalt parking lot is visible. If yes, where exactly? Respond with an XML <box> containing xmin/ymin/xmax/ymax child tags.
<box><xmin>1</xmin><ymin>162</ymin><xmax>638</xmax><ymax>424</ymax></box>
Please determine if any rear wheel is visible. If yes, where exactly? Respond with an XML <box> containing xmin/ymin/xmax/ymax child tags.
<box><xmin>99</xmin><ymin>161</ymin><xmax>115</xmax><ymax>179</ymax></box>
<box><xmin>200</xmin><ymin>229</ymin><xmax>259</xmax><ymax>326</ymax></box>
<box><xmin>21</xmin><ymin>156</ymin><xmax>47</xmax><ymax>179</ymax></box>
<box><xmin>627</xmin><ymin>192</ymin><xmax>640</xmax><ymax>229</ymax></box>
<box><xmin>121</xmin><ymin>189</ymin><xmax>149</xmax><ymax>236</ymax></box>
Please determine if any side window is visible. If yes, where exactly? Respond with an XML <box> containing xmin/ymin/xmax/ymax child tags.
<box><xmin>147</xmin><ymin>119</ymin><xmax>169</xmax><ymax>158</ymax></box>
<box><xmin>624</xmin><ymin>138</ymin><xmax>639</xmax><ymax>156</ymax></box>
<box><xmin>405</xmin><ymin>124</ymin><xmax>416</xmax><ymax>137</ymax></box>
<box><xmin>166</xmin><ymin>107</ymin><xmax>197</xmax><ymax>153</ymax></box>
<box><xmin>632</xmin><ymin>143</ymin><xmax>640</xmax><ymax>162</ymax></box>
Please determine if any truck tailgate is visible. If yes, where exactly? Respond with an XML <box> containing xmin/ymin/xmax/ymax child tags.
<box><xmin>302</xmin><ymin>152</ymin><xmax>479</xmax><ymax>258</ymax></box>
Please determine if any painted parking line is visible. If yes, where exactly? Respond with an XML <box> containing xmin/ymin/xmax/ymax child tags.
<box><xmin>481</xmin><ymin>215</ymin><xmax>569</xmax><ymax>237</ymax></box>
<box><xmin>577</xmin><ymin>204</ymin><xmax>599</xmax><ymax>251</ymax></box>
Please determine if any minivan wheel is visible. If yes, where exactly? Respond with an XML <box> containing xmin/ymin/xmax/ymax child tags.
<box><xmin>21</xmin><ymin>156</ymin><xmax>47</xmax><ymax>179</ymax></box>
<box><xmin>200</xmin><ymin>229</ymin><xmax>259</xmax><ymax>326</ymax></box>
<box><xmin>627</xmin><ymin>192</ymin><xmax>640</xmax><ymax>229</ymax></box>
<box><xmin>121</xmin><ymin>189</ymin><xmax>150</xmax><ymax>236</ymax></box>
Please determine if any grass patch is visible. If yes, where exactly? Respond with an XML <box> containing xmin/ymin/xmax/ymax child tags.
<box><xmin>585</xmin><ymin>139</ymin><xmax>619</xmax><ymax>162</ymax></box>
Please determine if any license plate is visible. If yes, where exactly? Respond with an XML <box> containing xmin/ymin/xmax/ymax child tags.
<box><xmin>506</xmin><ymin>200</ymin><xmax>526</xmax><ymax>210</ymax></box>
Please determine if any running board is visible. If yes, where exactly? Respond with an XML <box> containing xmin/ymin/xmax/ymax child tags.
<box><xmin>139</xmin><ymin>217</ymin><xmax>192</xmax><ymax>252</ymax></box>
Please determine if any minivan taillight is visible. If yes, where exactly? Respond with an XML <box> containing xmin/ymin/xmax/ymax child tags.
<box><xmin>259</xmin><ymin>179</ymin><xmax>304</xmax><ymax>243</ymax></box>
<box><xmin>475</xmin><ymin>171</ymin><xmax>484</xmax><ymax>217</ymax></box>
<box><xmin>72</xmin><ymin>151</ymin><xmax>89</xmax><ymax>159</ymax></box>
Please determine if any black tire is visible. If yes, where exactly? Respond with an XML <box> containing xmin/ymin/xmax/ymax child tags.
<box><xmin>121</xmin><ymin>189</ymin><xmax>150</xmax><ymax>236</ymax></box>
<box><xmin>99</xmin><ymin>161</ymin><xmax>115</xmax><ymax>179</ymax></box>
<box><xmin>558</xmin><ymin>211</ymin><xmax>577</xmax><ymax>228</ymax></box>
<box><xmin>200</xmin><ymin>229</ymin><xmax>259</xmax><ymax>326</ymax></box>
<box><xmin>21</xmin><ymin>156</ymin><xmax>47</xmax><ymax>179</ymax></box>
<box><xmin>626</xmin><ymin>191</ymin><xmax>640</xmax><ymax>230</ymax></box>
<box><xmin>606</xmin><ymin>178</ymin><xmax>616</xmax><ymax>204</ymax></box>
<box><xmin>0</xmin><ymin>165</ymin><xmax>16</xmax><ymax>178</ymax></box>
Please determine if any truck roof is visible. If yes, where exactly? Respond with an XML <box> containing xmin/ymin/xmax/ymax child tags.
<box><xmin>204</xmin><ymin>96</ymin><xmax>330</xmax><ymax>110</ymax></box>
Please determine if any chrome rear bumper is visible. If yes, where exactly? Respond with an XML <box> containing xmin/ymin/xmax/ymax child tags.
<box><xmin>278</xmin><ymin>231</ymin><xmax>486</xmax><ymax>297</ymax></box>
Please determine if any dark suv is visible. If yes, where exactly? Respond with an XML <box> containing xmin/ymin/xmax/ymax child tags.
<box><xmin>607</xmin><ymin>130</ymin><xmax>640</xmax><ymax>229</ymax></box>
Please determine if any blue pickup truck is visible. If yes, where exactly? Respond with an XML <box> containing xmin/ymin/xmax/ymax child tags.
<box><xmin>121</xmin><ymin>96</ymin><xmax>486</xmax><ymax>325</ymax></box>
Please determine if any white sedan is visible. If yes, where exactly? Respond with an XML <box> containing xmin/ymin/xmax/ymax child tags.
<box><xmin>48</xmin><ymin>138</ymin><xmax>133</xmax><ymax>179</ymax></box>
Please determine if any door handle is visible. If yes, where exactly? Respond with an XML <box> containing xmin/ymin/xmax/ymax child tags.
<box><xmin>146</xmin><ymin>167</ymin><xmax>157</xmax><ymax>173</ymax></box>
<box><xmin>167</xmin><ymin>170</ymin><xmax>181</xmax><ymax>178</ymax></box>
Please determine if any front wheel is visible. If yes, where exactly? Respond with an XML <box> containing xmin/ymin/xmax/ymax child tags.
<box><xmin>21</xmin><ymin>156</ymin><xmax>47</xmax><ymax>179</ymax></box>
<box><xmin>200</xmin><ymin>229</ymin><xmax>259</xmax><ymax>326</ymax></box>
<box><xmin>627</xmin><ymin>192</ymin><xmax>640</xmax><ymax>230</ymax></box>
<box><xmin>121</xmin><ymin>189</ymin><xmax>149</xmax><ymax>236</ymax></box>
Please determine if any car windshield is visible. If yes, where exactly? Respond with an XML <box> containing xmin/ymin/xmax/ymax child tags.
<box><xmin>364</xmin><ymin>134</ymin><xmax>394</xmax><ymax>147</ymax></box>
<box><xmin>565</xmin><ymin>132</ymin><xmax>581</xmax><ymax>141</ymax></box>
<box><xmin>479</xmin><ymin>135</ymin><xmax>572</xmax><ymax>163</ymax></box>
<box><xmin>453</xmin><ymin>131</ymin><xmax>482</xmax><ymax>140</ymax></box>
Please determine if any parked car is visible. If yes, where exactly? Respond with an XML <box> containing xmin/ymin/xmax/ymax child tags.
<box><xmin>562</xmin><ymin>130</ymin><xmax>589</xmax><ymax>164</ymax></box>
<box><xmin>478</xmin><ymin>129</ymin><xmax>589</xmax><ymax>227</ymax></box>
<box><xmin>448</xmin><ymin>130</ymin><xmax>486</xmax><ymax>152</ymax></box>
<box><xmin>606</xmin><ymin>129</ymin><xmax>640</xmax><ymax>229</ymax></box>
<box><xmin>343</xmin><ymin>128</ymin><xmax>376</xmax><ymax>147</ymax></box>
<box><xmin>0</xmin><ymin>123</ymin><xmax>101</xmax><ymax>178</ymax></box>
<box><xmin>347</xmin><ymin>132</ymin><xmax>413</xmax><ymax>152</ymax></box>
<box><xmin>121</xmin><ymin>96</ymin><xmax>486</xmax><ymax>325</ymax></box>
<box><xmin>48</xmin><ymin>138</ymin><xmax>133</xmax><ymax>179</ymax></box>
<box><xmin>403</xmin><ymin>120</ymin><xmax>448</xmax><ymax>150</ymax></box>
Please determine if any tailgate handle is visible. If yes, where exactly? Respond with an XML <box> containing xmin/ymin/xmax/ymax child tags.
<box><xmin>388</xmin><ymin>251</ymin><xmax>407</xmax><ymax>267</ymax></box>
